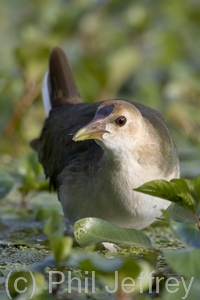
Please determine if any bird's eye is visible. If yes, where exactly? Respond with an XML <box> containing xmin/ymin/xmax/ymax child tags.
<box><xmin>115</xmin><ymin>116</ymin><xmax>127</xmax><ymax>127</ymax></box>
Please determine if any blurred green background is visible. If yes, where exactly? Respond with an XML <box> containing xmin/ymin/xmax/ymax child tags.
<box><xmin>0</xmin><ymin>0</ymin><xmax>200</xmax><ymax>178</ymax></box>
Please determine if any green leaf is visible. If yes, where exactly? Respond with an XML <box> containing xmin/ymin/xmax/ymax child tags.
<box><xmin>7</xmin><ymin>271</ymin><xmax>45</xmax><ymax>299</ymax></box>
<box><xmin>164</xmin><ymin>248</ymin><xmax>200</xmax><ymax>279</ymax></box>
<box><xmin>193</xmin><ymin>174</ymin><xmax>200</xmax><ymax>215</ymax></box>
<box><xmin>50</xmin><ymin>236</ymin><xmax>73</xmax><ymax>262</ymax></box>
<box><xmin>35</xmin><ymin>208</ymin><xmax>55</xmax><ymax>221</ymax></box>
<box><xmin>169</xmin><ymin>218</ymin><xmax>200</xmax><ymax>248</ymax></box>
<box><xmin>74</xmin><ymin>252</ymin><xmax>123</xmax><ymax>274</ymax></box>
<box><xmin>68</xmin><ymin>251</ymin><xmax>153</xmax><ymax>294</ymax></box>
<box><xmin>44</xmin><ymin>211</ymin><xmax>65</xmax><ymax>238</ymax></box>
<box><xmin>74</xmin><ymin>218</ymin><xmax>153</xmax><ymax>248</ymax></box>
<box><xmin>162</xmin><ymin>278</ymin><xmax>199</xmax><ymax>300</ymax></box>
<box><xmin>98</xmin><ymin>259</ymin><xmax>142</xmax><ymax>294</ymax></box>
<box><xmin>0</xmin><ymin>173</ymin><xmax>14</xmax><ymax>199</ymax></box>
<box><xmin>17</xmin><ymin>153</ymin><xmax>47</xmax><ymax>192</ymax></box>
<box><xmin>135</xmin><ymin>179</ymin><xmax>195</xmax><ymax>213</ymax></box>
<box><xmin>167</xmin><ymin>204</ymin><xmax>196</xmax><ymax>223</ymax></box>
<box><xmin>193</xmin><ymin>174</ymin><xmax>200</xmax><ymax>199</ymax></box>
<box><xmin>162</xmin><ymin>210</ymin><xmax>200</xmax><ymax>248</ymax></box>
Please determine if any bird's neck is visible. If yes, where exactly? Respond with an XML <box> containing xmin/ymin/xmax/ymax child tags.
<box><xmin>99</xmin><ymin>141</ymin><xmax>143</xmax><ymax>179</ymax></box>
<box><xmin>97</xmin><ymin>136</ymin><xmax>162</xmax><ymax>186</ymax></box>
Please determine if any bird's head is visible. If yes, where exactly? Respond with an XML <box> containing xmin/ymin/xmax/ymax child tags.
<box><xmin>73</xmin><ymin>100</ymin><xmax>145</xmax><ymax>154</ymax></box>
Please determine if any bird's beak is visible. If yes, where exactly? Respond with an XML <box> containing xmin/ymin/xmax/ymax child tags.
<box><xmin>73</xmin><ymin>116</ymin><xmax>107</xmax><ymax>142</ymax></box>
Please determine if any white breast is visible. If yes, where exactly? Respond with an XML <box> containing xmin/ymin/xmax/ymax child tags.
<box><xmin>58</xmin><ymin>149</ymin><xmax>178</xmax><ymax>230</ymax></box>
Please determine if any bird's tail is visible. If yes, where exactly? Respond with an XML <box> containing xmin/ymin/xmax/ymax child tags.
<box><xmin>31</xmin><ymin>47</ymin><xmax>82</xmax><ymax>150</ymax></box>
<box><xmin>42</xmin><ymin>46</ymin><xmax>82</xmax><ymax>117</ymax></box>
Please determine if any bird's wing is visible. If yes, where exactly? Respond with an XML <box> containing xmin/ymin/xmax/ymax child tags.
<box><xmin>37</xmin><ymin>101</ymin><xmax>102</xmax><ymax>189</ymax></box>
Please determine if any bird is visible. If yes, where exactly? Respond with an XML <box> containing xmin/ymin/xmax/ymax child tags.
<box><xmin>31</xmin><ymin>46</ymin><xmax>180</xmax><ymax>230</ymax></box>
